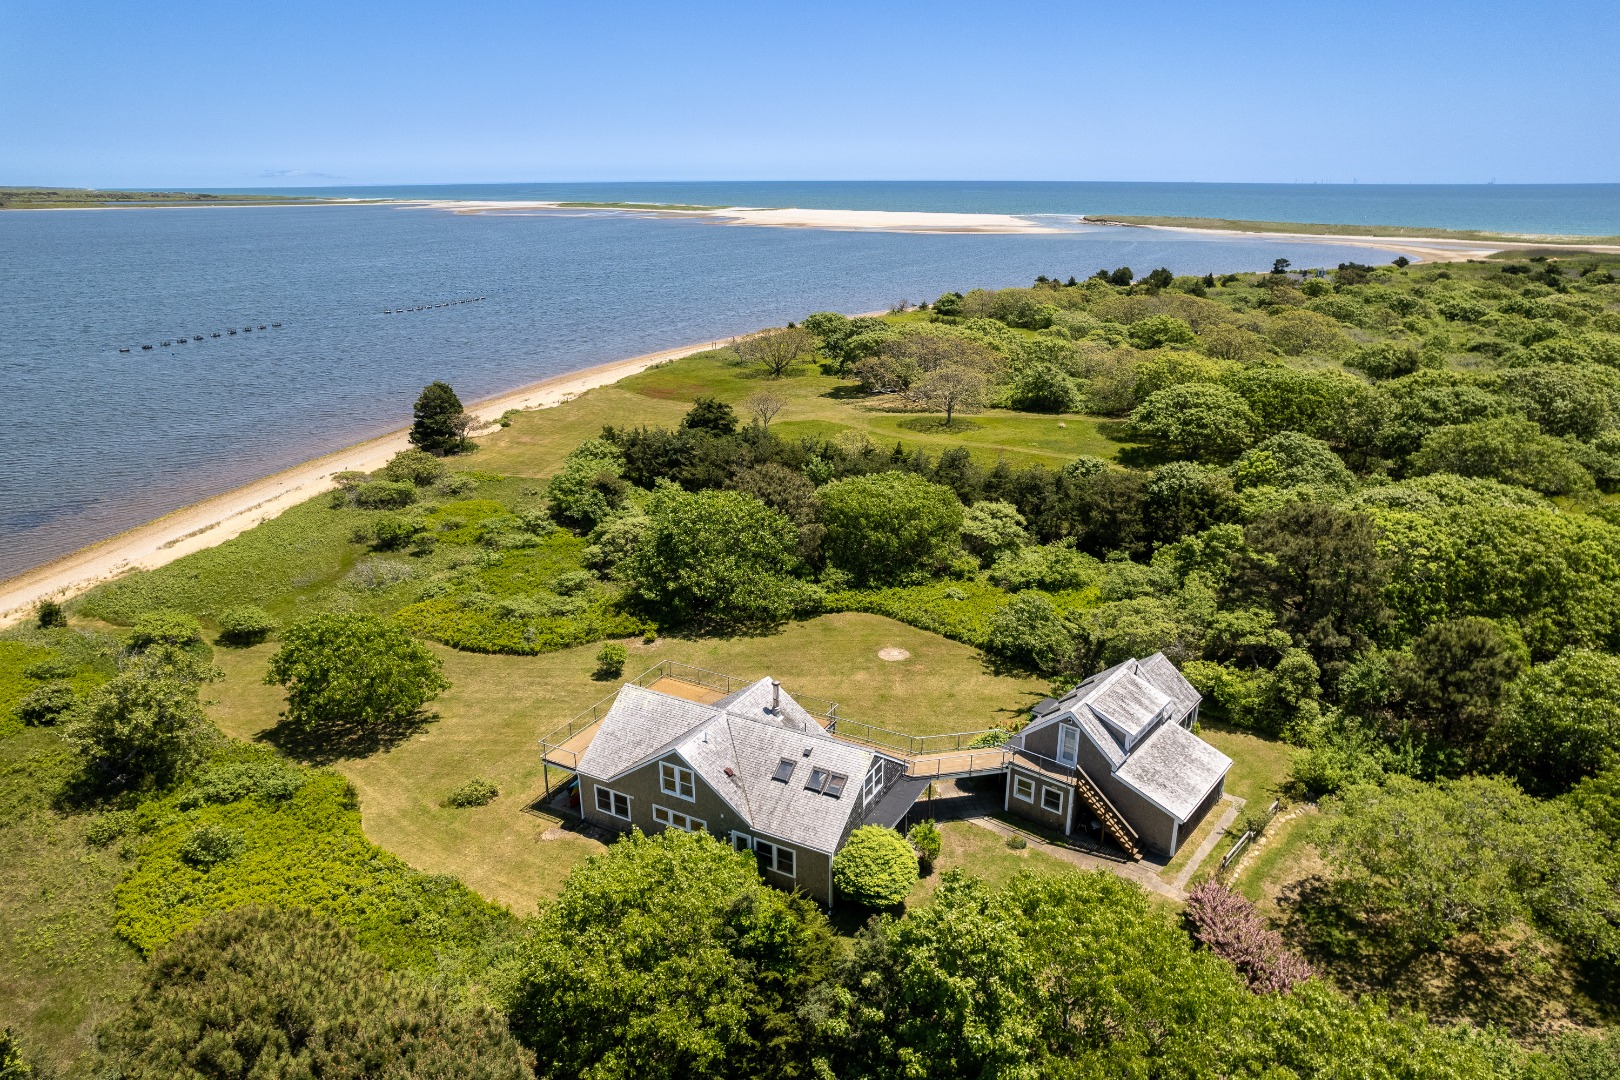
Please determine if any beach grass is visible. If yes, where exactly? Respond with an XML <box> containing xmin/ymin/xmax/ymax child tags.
<box><xmin>1087</xmin><ymin>214</ymin><xmax>1620</xmax><ymax>246</ymax></box>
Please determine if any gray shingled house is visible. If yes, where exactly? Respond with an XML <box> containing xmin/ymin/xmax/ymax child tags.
<box><xmin>573</xmin><ymin>677</ymin><xmax>915</xmax><ymax>905</ymax></box>
<box><xmin>1005</xmin><ymin>653</ymin><xmax>1231</xmax><ymax>858</ymax></box>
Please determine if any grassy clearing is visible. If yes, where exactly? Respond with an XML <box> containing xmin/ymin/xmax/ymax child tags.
<box><xmin>906</xmin><ymin>820</ymin><xmax>1078</xmax><ymax>907</ymax></box>
<box><xmin>1234</xmin><ymin>808</ymin><xmax>1321</xmax><ymax>909</ymax></box>
<box><xmin>469</xmin><ymin>348</ymin><xmax>1132</xmax><ymax>479</ymax></box>
<box><xmin>1200</xmin><ymin>725</ymin><xmax>1298</xmax><ymax>809</ymax></box>
<box><xmin>0</xmin><ymin>731</ymin><xmax>144</xmax><ymax>1071</ymax></box>
<box><xmin>206</xmin><ymin>612</ymin><xmax>1044</xmax><ymax>911</ymax></box>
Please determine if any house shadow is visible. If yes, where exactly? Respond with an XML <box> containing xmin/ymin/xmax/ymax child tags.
<box><xmin>257</xmin><ymin>709</ymin><xmax>438</xmax><ymax>766</ymax></box>
<box><xmin>820</xmin><ymin>383</ymin><xmax>871</xmax><ymax>400</ymax></box>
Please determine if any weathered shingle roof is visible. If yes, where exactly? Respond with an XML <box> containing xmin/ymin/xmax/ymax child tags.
<box><xmin>1135</xmin><ymin>652</ymin><xmax>1202</xmax><ymax>721</ymax></box>
<box><xmin>577</xmin><ymin>677</ymin><xmax>895</xmax><ymax>854</ymax></box>
<box><xmin>575</xmin><ymin>684</ymin><xmax>716</xmax><ymax>780</ymax></box>
<box><xmin>1114</xmin><ymin>721</ymin><xmax>1232</xmax><ymax>822</ymax></box>
<box><xmin>1084</xmin><ymin>668</ymin><xmax>1172</xmax><ymax>748</ymax></box>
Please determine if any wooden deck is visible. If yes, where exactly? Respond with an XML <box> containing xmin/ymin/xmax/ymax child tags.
<box><xmin>904</xmin><ymin>748</ymin><xmax>1010</xmax><ymax>778</ymax></box>
<box><xmin>645</xmin><ymin>676</ymin><xmax>726</xmax><ymax>705</ymax></box>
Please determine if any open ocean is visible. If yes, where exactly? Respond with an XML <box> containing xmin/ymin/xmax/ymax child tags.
<box><xmin>3</xmin><ymin>181</ymin><xmax>1618</xmax><ymax>579</ymax></box>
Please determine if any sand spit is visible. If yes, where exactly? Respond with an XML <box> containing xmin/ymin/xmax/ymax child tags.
<box><xmin>408</xmin><ymin>200</ymin><xmax>1064</xmax><ymax>234</ymax></box>
<box><xmin>0</xmin><ymin>334</ymin><xmax>744</xmax><ymax>627</ymax></box>
<box><xmin>1083</xmin><ymin>218</ymin><xmax>1620</xmax><ymax>264</ymax></box>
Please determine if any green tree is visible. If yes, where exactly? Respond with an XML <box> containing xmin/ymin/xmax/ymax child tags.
<box><xmin>819</xmin><ymin>472</ymin><xmax>964</xmax><ymax>584</ymax></box>
<box><xmin>912</xmin><ymin>362</ymin><xmax>987</xmax><ymax>426</ymax></box>
<box><xmin>907</xmin><ymin>819</ymin><xmax>942</xmax><ymax>870</ymax></box>
<box><xmin>1409</xmin><ymin>417</ymin><xmax>1595</xmax><ymax>496</ymax></box>
<box><xmin>1498</xmin><ymin>648</ymin><xmax>1620</xmax><ymax>793</ymax></box>
<box><xmin>1318</xmin><ymin>775</ymin><xmax>1620</xmax><ymax>960</ymax></box>
<box><xmin>378</xmin><ymin>447</ymin><xmax>448</xmax><ymax>486</ymax></box>
<box><xmin>16</xmin><ymin>681</ymin><xmax>78</xmax><ymax>726</ymax></box>
<box><xmin>1142</xmin><ymin>460</ymin><xmax>1239</xmax><ymax>547</ymax></box>
<box><xmin>64</xmin><ymin>649</ymin><xmax>216</xmax><ymax>789</ymax></box>
<box><xmin>681</xmin><ymin>396</ymin><xmax>739</xmax><ymax>435</ymax></box>
<box><xmin>409</xmin><ymin>381</ymin><xmax>467</xmax><ymax>456</ymax></box>
<box><xmin>960</xmin><ymin>501</ymin><xmax>1029</xmax><ymax>566</ymax></box>
<box><xmin>507</xmin><ymin>829</ymin><xmax>836</xmax><ymax>1080</ymax></box>
<box><xmin>545</xmin><ymin>438</ymin><xmax>628</xmax><ymax>529</ymax></box>
<box><xmin>594</xmin><ymin>641</ymin><xmax>628</xmax><ymax>679</ymax></box>
<box><xmin>986</xmin><ymin>591</ymin><xmax>1075</xmax><ymax>675</ymax></box>
<box><xmin>832</xmin><ymin>826</ymin><xmax>918</xmax><ymax>907</ymax></box>
<box><xmin>735</xmin><ymin>327</ymin><xmax>817</xmax><ymax>378</ymax></box>
<box><xmin>94</xmin><ymin>906</ymin><xmax>532</xmax><ymax>1079</ymax></box>
<box><xmin>264</xmin><ymin>613</ymin><xmax>449</xmax><ymax>735</ymax></box>
<box><xmin>1006</xmin><ymin>362</ymin><xmax>1083</xmax><ymax>413</ymax></box>
<box><xmin>616</xmin><ymin>485</ymin><xmax>806</xmax><ymax>627</ymax></box>
<box><xmin>1127</xmin><ymin>313</ymin><xmax>1195</xmax><ymax>348</ymax></box>
<box><xmin>1391</xmin><ymin>617</ymin><xmax>1527</xmax><ymax>774</ymax></box>
<box><xmin>1233</xmin><ymin>432</ymin><xmax>1354</xmax><ymax>494</ymax></box>
<box><xmin>216</xmin><ymin>604</ymin><xmax>275</xmax><ymax>646</ymax></box>
<box><xmin>1129</xmin><ymin>383</ymin><xmax>1258</xmax><ymax>462</ymax></box>
<box><xmin>1232</xmin><ymin>503</ymin><xmax>1390</xmax><ymax>678</ymax></box>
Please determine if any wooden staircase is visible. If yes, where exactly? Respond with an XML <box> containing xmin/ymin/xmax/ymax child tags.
<box><xmin>1069</xmin><ymin>771</ymin><xmax>1142</xmax><ymax>861</ymax></box>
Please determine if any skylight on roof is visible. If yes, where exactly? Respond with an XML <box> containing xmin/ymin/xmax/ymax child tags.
<box><xmin>772</xmin><ymin>758</ymin><xmax>796</xmax><ymax>783</ymax></box>
<box><xmin>824</xmin><ymin>773</ymin><xmax>848</xmax><ymax>798</ymax></box>
<box><xmin>805</xmin><ymin>766</ymin><xmax>830</xmax><ymax>793</ymax></box>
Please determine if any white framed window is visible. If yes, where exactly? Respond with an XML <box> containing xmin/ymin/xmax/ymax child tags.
<box><xmin>652</xmin><ymin>804</ymin><xmax>706</xmax><ymax>832</ymax></box>
<box><xmin>1040</xmin><ymin>785</ymin><xmax>1064</xmax><ymax>814</ymax></box>
<box><xmin>755</xmin><ymin>839</ymin><xmax>796</xmax><ymax>878</ymax></box>
<box><xmin>1057</xmin><ymin>724</ymin><xmax>1080</xmax><ymax>766</ymax></box>
<box><xmin>1012</xmin><ymin>774</ymin><xmax>1035</xmax><ymax>803</ymax></box>
<box><xmin>594</xmin><ymin>785</ymin><xmax>631</xmax><ymax>820</ymax></box>
<box><xmin>660</xmin><ymin>761</ymin><xmax>696</xmax><ymax>802</ymax></box>
<box><xmin>731</xmin><ymin>831</ymin><xmax>753</xmax><ymax>852</ymax></box>
<box><xmin>862</xmin><ymin>761</ymin><xmax>884</xmax><ymax>806</ymax></box>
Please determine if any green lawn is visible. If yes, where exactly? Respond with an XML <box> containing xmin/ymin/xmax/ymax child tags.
<box><xmin>207</xmin><ymin>612</ymin><xmax>1047</xmax><ymax>912</ymax></box>
<box><xmin>1200</xmin><ymin>724</ymin><xmax>1297</xmax><ymax>809</ymax></box>
<box><xmin>906</xmin><ymin>820</ymin><xmax>1078</xmax><ymax>907</ymax></box>
<box><xmin>467</xmin><ymin>347</ymin><xmax>1136</xmax><ymax>478</ymax></box>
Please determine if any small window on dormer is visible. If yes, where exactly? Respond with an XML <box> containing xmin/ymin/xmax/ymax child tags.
<box><xmin>772</xmin><ymin>758</ymin><xmax>796</xmax><ymax>783</ymax></box>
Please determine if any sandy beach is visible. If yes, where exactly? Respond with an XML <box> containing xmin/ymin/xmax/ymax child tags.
<box><xmin>411</xmin><ymin>200</ymin><xmax>1064</xmax><ymax>234</ymax></box>
<box><xmin>0</xmin><ymin>334</ymin><xmax>747</xmax><ymax>628</ymax></box>
<box><xmin>1082</xmin><ymin>218</ymin><xmax>1620</xmax><ymax>263</ymax></box>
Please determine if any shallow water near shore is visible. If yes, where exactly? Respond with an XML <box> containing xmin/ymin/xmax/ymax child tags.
<box><xmin>3</xmin><ymin>203</ymin><xmax>1398</xmax><ymax>579</ymax></box>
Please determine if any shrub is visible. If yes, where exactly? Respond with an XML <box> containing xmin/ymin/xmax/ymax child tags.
<box><xmin>594</xmin><ymin>642</ymin><xmax>628</xmax><ymax>679</ymax></box>
<box><xmin>379</xmin><ymin>447</ymin><xmax>448</xmax><ymax>486</ymax></box>
<box><xmin>64</xmin><ymin>651</ymin><xmax>215</xmax><ymax>790</ymax></box>
<box><xmin>1128</xmin><ymin>314</ymin><xmax>1197</xmax><ymax>349</ymax></box>
<box><xmin>551</xmin><ymin>569</ymin><xmax>595</xmax><ymax>596</ymax></box>
<box><xmin>820</xmin><ymin>472</ymin><xmax>964</xmax><ymax>585</ymax></box>
<box><xmin>907</xmin><ymin>819</ymin><xmax>943</xmax><ymax>869</ymax></box>
<box><xmin>216</xmin><ymin>604</ymin><xmax>275</xmax><ymax>646</ymax></box>
<box><xmin>93</xmin><ymin>906</ymin><xmax>532</xmax><ymax>1079</ymax></box>
<box><xmin>1129</xmin><ymin>383</ymin><xmax>1258</xmax><ymax>462</ymax></box>
<box><xmin>986</xmin><ymin>591</ymin><xmax>1075</xmax><ymax>674</ymax></box>
<box><xmin>36</xmin><ymin>598</ymin><xmax>67</xmax><ymax>629</ymax></box>
<box><xmin>988</xmin><ymin>542</ymin><xmax>1100</xmax><ymax>592</ymax></box>
<box><xmin>15</xmin><ymin>681</ymin><xmax>76</xmax><ymax>726</ymax></box>
<box><xmin>128</xmin><ymin>609</ymin><xmax>203</xmax><ymax>650</ymax></box>
<box><xmin>833</xmin><ymin>825</ymin><xmax>918</xmax><ymax>907</ymax></box>
<box><xmin>352</xmin><ymin>479</ymin><xmax>418</xmax><ymax>509</ymax></box>
<box><xmin>178</xmin><ymin>754</ymin><xmax>305</xmax><ymax>808</ymax></box>
<box><xmin>546</xmin><ymin>438</ymin><xmax>628</xmax><ymax>528</ymax></box>
<box><xmin>1006</xmin><ymin>362</ymin><xmax>1083</xmax><ymax>413</ymax></box>
<box><xmin>366</xmin><ymin>511</ymin><xmax>428</xmax><ymax>551</ymax></box>
<box><xmin>179</xmin><ymin>823</ymin><xmax>247</xmax><ymax>868</ymax></box>
<box><xmin>444</xmin><ymin>778</ymin><xmax>500</xmax><ymax>808</ymax></box>
<box><xmin>264</xmin><ymin>613</ymin><xmax>449</xmax><ymax>735</ymax></box>
<box><xmin>960</xmin><ymin>501</ymin><xmax>1029</xmax><ymax>566</ymax></box>
<box><xmin>1183</xmin><ymin>880</ymin><xmax>1311</xmax><ymax>994</ymax></box>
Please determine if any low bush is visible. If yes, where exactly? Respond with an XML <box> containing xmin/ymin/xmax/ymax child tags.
<box><xmin>595</xmin><ymin>641</ymin><xmax>628</xmax><ymax>679</ymax></box>
<box><xmin>36</xmin><ymin>599</ymin><xmax>67</xmax><ymax>628</ymax></box>
<box><xmin>179</xmin><ymin>823</ymin><xmax>247</xmax><ymax>868</ymax></box>
<box><xmin>832</xmin><ymin>825</ymin><xmax>918</xmax><ymax>907</ymax></box>
<box><xmin>444</xmin><ymin>778</ymin><xmax>500</xmax><ymax>808</ymax></box>
<box><xmin>379</xmin><ymin>447</ymin><xmax>448</xmax><ymax>486</ymax></box>
<box><xmin>127</xmin><ymin>609</ymin><xmax>203</xmax><ymax>650</ymax></box>
<box><xmin>907</xmin><ymin>819</ymin><xmax>942</xmax><ymax>870</ymax></box>
<box><xmin>395</xmin><ymin>593</ymin><xmax>649</xmax><ymax>655</ymax></box>
<box><xmin>353</xmin><ymin>480</ymin><xmax>418</xmax><ymax>509</ymax></box>
<box><xmin>216</xmin><ymin>604</ymin><xmax>275</xmax><ymax>646</ymax></box>
<box><xmin>15</xmin><ymin>681</ymin><xmax>76</xmax><ymax>726</ymax></box>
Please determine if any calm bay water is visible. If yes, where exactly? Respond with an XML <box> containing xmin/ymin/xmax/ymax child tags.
<box><xmin>1</xmin><ymin>183</ymin><xmax>1610</xmax><ymax>579</ymax></box>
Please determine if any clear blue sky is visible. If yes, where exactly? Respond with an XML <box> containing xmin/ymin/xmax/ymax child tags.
<box><xmin>3</xmin><ymin>0</ymin><xmax>1617</xmax><ymax>187</ymax></box>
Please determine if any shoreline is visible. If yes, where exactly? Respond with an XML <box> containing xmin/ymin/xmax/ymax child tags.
<box><xmin>406</xmin><ymin>200</ymin><xmax>1069</xmax><ymax>234</ymax></box>
<box><xmin>0</xmin><ymin>333</ymin><xmax>751</xmax><ymax>628</ymax></box>
<box><xmin>1082</xmin><ymin>217</ymin><xmax>1620</xmax><ymax>263</ymax></box>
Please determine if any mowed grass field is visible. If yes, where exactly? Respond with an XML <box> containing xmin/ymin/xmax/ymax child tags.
<box><xmin>208</xmin><ymin>612</ymin><xmax>1049</xmax><ymax>912</ymax></box>
<box><xmin>465</xmin><ymin>348</ymin><xmax>1131</xmax><ymax>478</ymax></box>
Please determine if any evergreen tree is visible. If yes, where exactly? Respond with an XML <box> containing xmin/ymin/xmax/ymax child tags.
<box><xmin>410</xmin><ymin>381</ymin><xmax>466</xmax><ymax>455</ymax></box>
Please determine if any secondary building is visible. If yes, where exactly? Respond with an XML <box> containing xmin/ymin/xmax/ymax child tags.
<box><xmin>573</xmin><ymin>676</ymin><xmax>916</xmax><ymax>905</ymax></box>
<box><xmin>1004</xmin><ymin>653</ymin><xmax>1231</xmax><ymax>858</ymax></box>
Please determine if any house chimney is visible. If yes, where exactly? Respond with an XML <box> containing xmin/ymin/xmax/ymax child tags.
<box><xmin>771</xmin><ymin>679</ymin><xmax>781</xmax><ymax>713</ymax></box>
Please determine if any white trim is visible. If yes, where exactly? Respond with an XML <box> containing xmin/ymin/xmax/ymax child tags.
<box><xmin>861</xmin><ymin>758</ymin><xmax>884</xmax><ymax>807</ymax></box>
<box><xmin>756</xmin><ymin>839</ymin><xmax>796</xmax><ymax>878</ymax></box>
<box><xmin>1170</xmin><ymin>818</ymin><xmax>1180</xmax><ymax>854</ymax></box>
<box><xmin>731</xmin><ymin>830</ymin><xmax>753</xmax><ymax>851</ymax></box>
<box><xmin>659</xmin><ymin>760</ymin><xmax>696</xmax><ymax>802</ymax></box>
<box><xmin>652</xmin><ymin>804</ymin><xmax>706</xmax><ymax>833</ymax></box>
<box><xmin>594</xmin><ymin>784</ymin><xmax>632</xmax><ymax>821</ymax></box>
<box><xmin>1012</xmin><ymin>773</ymin><xmax>1036</xmax><ymax>803</ymax></box>
<box><xmin>1056</xmin><ymin>723</ymin><xmax>1080</xmax><ymax>767</ymax></box>
<box><xmin>1003</xmin><ymin>769</ymin><xmax>1012</xmax><ymax>811</ymax></box>
<box><xmin>1064</xmin><ymin>784</ymin><xmax>1075</xmax><ymax>835</ymax></box>
<box><xmin>1040</xmin><ymin>785</ymin><xmax>1065</xmax><ymax>815</ymax></box>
